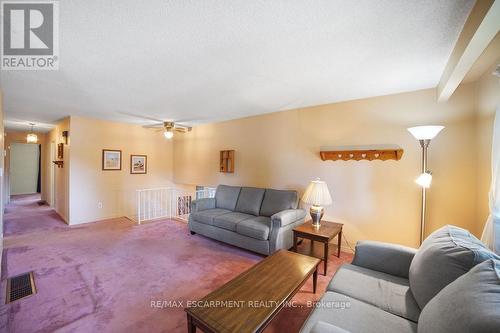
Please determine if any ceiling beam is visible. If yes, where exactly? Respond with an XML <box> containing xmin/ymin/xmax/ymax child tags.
<box><xmin>437</xmin><ymin>0</ymin><xmax>500</xmax><ymax>102</ymax></box>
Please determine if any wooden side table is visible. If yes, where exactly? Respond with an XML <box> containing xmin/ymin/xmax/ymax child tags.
<box><xmin>293</xmin><ymin>220</ymin><xmax>343</xmax><ymax>276</ymax></box>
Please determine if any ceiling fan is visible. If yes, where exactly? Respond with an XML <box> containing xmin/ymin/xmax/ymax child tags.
<box><xmin>147</xmin><ymin>121</ymin><xmax>191</xmax><ymax>139</ymax></box>
<box><xmin>117</xmin><ymin>111</ymin><xmax>193</xmax><ymax>139</ymax></box>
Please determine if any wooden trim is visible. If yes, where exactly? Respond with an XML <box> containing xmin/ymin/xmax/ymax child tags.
<box><xmin>102</xmin><ymin>149</ymin><xmax>122</xmax><ymax>171</ymax></box>
<box><xmin>130</xmin><ymin>154</ymin><xmax>147</xmax><ymax>174</ymax></box>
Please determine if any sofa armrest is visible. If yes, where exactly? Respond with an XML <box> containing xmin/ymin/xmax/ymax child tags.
<box><xmin>191</xmin><ymin>198</ymin><xmax>216</xmax><ymax>213</ymax></box>
<box><xmin>352</xmin><ymin>240</ymin><xmax>417</xmax><ymax>279</ymax></box>
<box><xmin>271</xmin><ymin>209</ymin><xmax>307</xmax><ymax>228</ymax></box>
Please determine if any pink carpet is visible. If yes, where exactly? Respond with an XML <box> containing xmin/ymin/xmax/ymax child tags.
<box><xmin>1</xmin><ymin>195</ymin><xmax>353</xmax><ymax>332</ymax></box>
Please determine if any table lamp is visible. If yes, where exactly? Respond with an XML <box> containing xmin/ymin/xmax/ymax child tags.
<box><xmin>301</xmin><ymin>179</ymin><xmax>332</xmax><ymax>228</ymax></box>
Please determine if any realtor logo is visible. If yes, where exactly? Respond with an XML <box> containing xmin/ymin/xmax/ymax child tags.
<box><xmin>1</xmin><ymin>0</ymin><xmax>59</xmax><ymax>70</ymax></box>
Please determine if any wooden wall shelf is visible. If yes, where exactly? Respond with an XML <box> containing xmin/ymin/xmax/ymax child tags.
<box><xmin>320</xmin><ymin>145</ymin><xmax>403</xmax><ymax>161</ymax></box>
<box><xmin>220</xmin><ymin>150</ymin><xmax>235</xmax><ymax>173</ymax></box>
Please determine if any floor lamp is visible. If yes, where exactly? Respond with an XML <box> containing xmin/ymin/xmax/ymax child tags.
<box><xmin>407</xmin><ymin>125</ymin><xmax>444</xmax><ymax>244</ymax></box>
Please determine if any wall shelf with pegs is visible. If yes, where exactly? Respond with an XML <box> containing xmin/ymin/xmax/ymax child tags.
<box><xmin>320</xmin><ymin>145</ymin><xmax>404</xmax><ymax>161</ymax></box>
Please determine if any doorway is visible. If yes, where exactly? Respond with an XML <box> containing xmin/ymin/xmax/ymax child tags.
<box><xmin>9</xmin><ymin>143</ymin><xmax>41</xmax><ymax>195</ymax></box>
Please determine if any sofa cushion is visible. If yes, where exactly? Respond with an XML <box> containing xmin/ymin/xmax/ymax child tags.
<box><xmin>260</xmin><ymin>189</ymin><xmax>298</xmax><ymax>217</ymax></box>
<box><xmin>327</xmin><ymin>264</ymin><xmax>420</xmax><ymax>322</ymax></box>
<box><xmin>409</xmin><ymin>225</ymin><xmax>500</xmax><ymax>309</ymax></box>
<box><xmin>235</xmin><ymin>187</ymin><xmax>265</xmax><ymax>216</ymax></box>
<box><xmin>311</xmin><ymin>321</ymin><xmax>351</xmax><ymax>333</ymax></box>
<box><xmin>236</xmin><ymin>216</ymin><xmax>271</xmax><ymax>240</ymax></box>
<box><xmin>215</xmin><ymin>185</ymin><xmax>241</xmax><ymax>211</ymax></box>
<box><xmin>418</xmin><ymin>259</ymin><xmax>500</xmax><ymax>333</ymax></box>
<box><xmin>213</xmin><ymin>212</ymin><xmax>253</xmax><ymax>231</ymax></box>
<box><xmin>299</xmin><ymin>292</ymin><xmax>417</xmax><ymax>333</ymax></box>
<box><xmin>190</xmin><ymin>208</ymin><xmax>231</xmax><ymax>225</ymax></box>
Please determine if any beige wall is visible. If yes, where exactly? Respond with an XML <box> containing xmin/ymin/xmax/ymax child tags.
<box><xmin>0</xmin><ymin>89</ymin><xmax>4</xmax><ymax>240</ymax></box>
<box><xmin>174</xmin><ymin>84</ymin><xmax>479</xmax><ymax>248</ymax></box>
<box><xmin>476</xmin><ymin>60</ymin><xmax>500</xmax><ymax>234</ymax></box>
<box><xmin>68</xmin><ymin>116</ymin><xmax>174</xmax><ymax>224</ymax></box>
<box><xmin>46</xmin><ymin>118</ymin><xmax>71</xmax><ymax>223</ymax></box>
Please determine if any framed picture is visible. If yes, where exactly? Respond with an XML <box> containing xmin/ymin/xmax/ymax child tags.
<box><xmin>130</xmin><ymin>154</ymin><xmax>147</xmax><ymax>174</ymax></box>
<box><xmin>102</xmin><ymin>149</ymin><xmax>122</xmax><ymax>170</ymax></box>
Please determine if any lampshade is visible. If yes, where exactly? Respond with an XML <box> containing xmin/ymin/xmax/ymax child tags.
<box><xmin>407</xmin><ymin>126</ymin><xmax>444</xmax><ymax>140</ymax></box>
<box><xmin>26</xmin><ymin>133</ymin><xmax>38</xmax><ymax>143</ymax></box>
<box><xmin>301</xmin><ymin>179</ymin><xmax>332</xmax><ymax>206</ymax></box>
<box><xmin>415</xmin><ymin>172</ymin><xmax>432</xmax><ymax>188</ymax></box>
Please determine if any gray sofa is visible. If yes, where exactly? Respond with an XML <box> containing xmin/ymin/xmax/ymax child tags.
<box><xmin>300</xmin><ymin>225</ymin><xmax>500</xmax><ymax>333</ymax></box>
<box><xmin>188</xmin><ymin>185</ymin><xmax>306</xmax><ymax>255</ymax></box>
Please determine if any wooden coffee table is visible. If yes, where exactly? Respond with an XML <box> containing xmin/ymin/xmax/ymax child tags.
<box><xmin>293</xmin><ymin>220</ymin><xmax>343</xmax><ymax>276</ymax></box>
<box><xmin>185</xmin><ymin>250</ymin><xmax>320</xmax><ymax>333</ymax></box>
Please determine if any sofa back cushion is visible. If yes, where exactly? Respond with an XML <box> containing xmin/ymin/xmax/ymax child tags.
<box><xmin>259</xmin><ymin>189</ymin><xmax>298</xmax><ymax>217</ymax></box>
<box><xmin>409</xmin><ymin>225</ymin><xmax>500</xmax><ymax>309</ymax></box>
<box><xmin>215</xmin><ymin>185</ymin><xmax>241</xmax><ymax>211</ymax></box>
<box><xmin>418</xmin><ymin>259</ymin><xmax>500</xmax><ymax>333</ymax></box>
<box><xmin>235</xmin><ymin>187</ymin><xmax>265</xmax><ymax>216</ymax></box>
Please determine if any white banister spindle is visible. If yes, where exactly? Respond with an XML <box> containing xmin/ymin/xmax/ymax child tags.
<box><xmin>135</xmin><ymin>187</ymin><xmax>215</xmax><ymax>224</ymax></box>
<box><xmin>137</xmin><ymin>191</ymin><xmax>141</xmax><ymax>225</ymax></box>
<box><xmin>148</xmin><ymin>191</ymin><xmax>151</xmax><ymax>220</ymax></box>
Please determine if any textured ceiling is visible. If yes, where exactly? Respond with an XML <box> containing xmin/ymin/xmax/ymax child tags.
<box><xmin>1</xmin><ymin>0</ymin><xmax>474</xmax><ymax>130</ymax></box>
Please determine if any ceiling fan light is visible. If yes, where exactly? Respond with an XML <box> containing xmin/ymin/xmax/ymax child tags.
<box><xmin>163</xmin><ymin>130</ymin><xmax>174</xmax><ymax>139</ymax></box>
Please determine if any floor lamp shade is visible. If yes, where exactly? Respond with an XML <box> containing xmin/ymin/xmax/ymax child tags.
<box><xmin>407</xmin><ymin>126</ymin><xmax>444</xmax><ymax>140</ymax></box>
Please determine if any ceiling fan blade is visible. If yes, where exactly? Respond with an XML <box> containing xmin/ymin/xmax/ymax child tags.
<box><xmin>174</xmin><ymin>122</ymin><xmax>192</xmax><ymax>129</ymax></box>
<box><xmin>117</xmin><ymin>111</ymin><xmax>165</xmax><ymax>123</ymax></box>
<box><xmin>174</xmin><ymin>127</ymin><xmax>192</xmax><ymax>133</ymax></box>
<box><xmin>174</xmin><ymin>117</ymin><xmax>216</xmax><ymax>124</ymax></box>
<box><xmin>173</xmin><ymin>118</ymin><xmax>199</xmax><ymax>123</ymax></box>
<box><xmin>143</xmin><ymin>123</ymin><xmax>165</xmax><ymax>128</ymax></box>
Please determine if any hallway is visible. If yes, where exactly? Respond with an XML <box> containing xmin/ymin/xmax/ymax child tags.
<box><xmin>4</xmin><ymin>194</ymin><xmax>66</xmax><ymax>237</ymax></box>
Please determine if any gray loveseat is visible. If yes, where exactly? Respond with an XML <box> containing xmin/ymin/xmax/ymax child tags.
<box><xmin>300</xmin><ymin>225</ymin><xmax>500</xmax><ymax>333</ymax></box>
<box><xmin>188</xmin><ymin>185</ymin><xmax>306</xmax><ymax>255</ymax></box>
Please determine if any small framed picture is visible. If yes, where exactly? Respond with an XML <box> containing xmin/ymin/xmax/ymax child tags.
<box><xmin>57</xmin><ymin>143</ymin><xmax>64</xmax><ymax>159</ymax></box>
<box><xmin>130</xmin><ymin>154</ymin><xmax>147</xmax><ymax>174</ymax></box>
<box><xmin>102</xmin><ymin>149</ymin><xmax>122</xmax><ymax>170</ymax></box>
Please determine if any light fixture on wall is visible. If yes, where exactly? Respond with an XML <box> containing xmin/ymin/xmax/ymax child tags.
<box><xmin>62</xmin><ymin>130</ymin><xmax>69</xmax><ymax>144</ymax></box>
<box><xmin>301</xmin><ymin>178</ymin><xmax>333</xmax><ymax>228</ymax></box>
<box><xmin>407</xmin><ymin>125</ymin><xmax>444</xmax><ymax>244</ymax></box>
<box><xmin>26</xmin><ymin>123</ymin><xmax>38</xmax><ymax>143</ymax></box>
